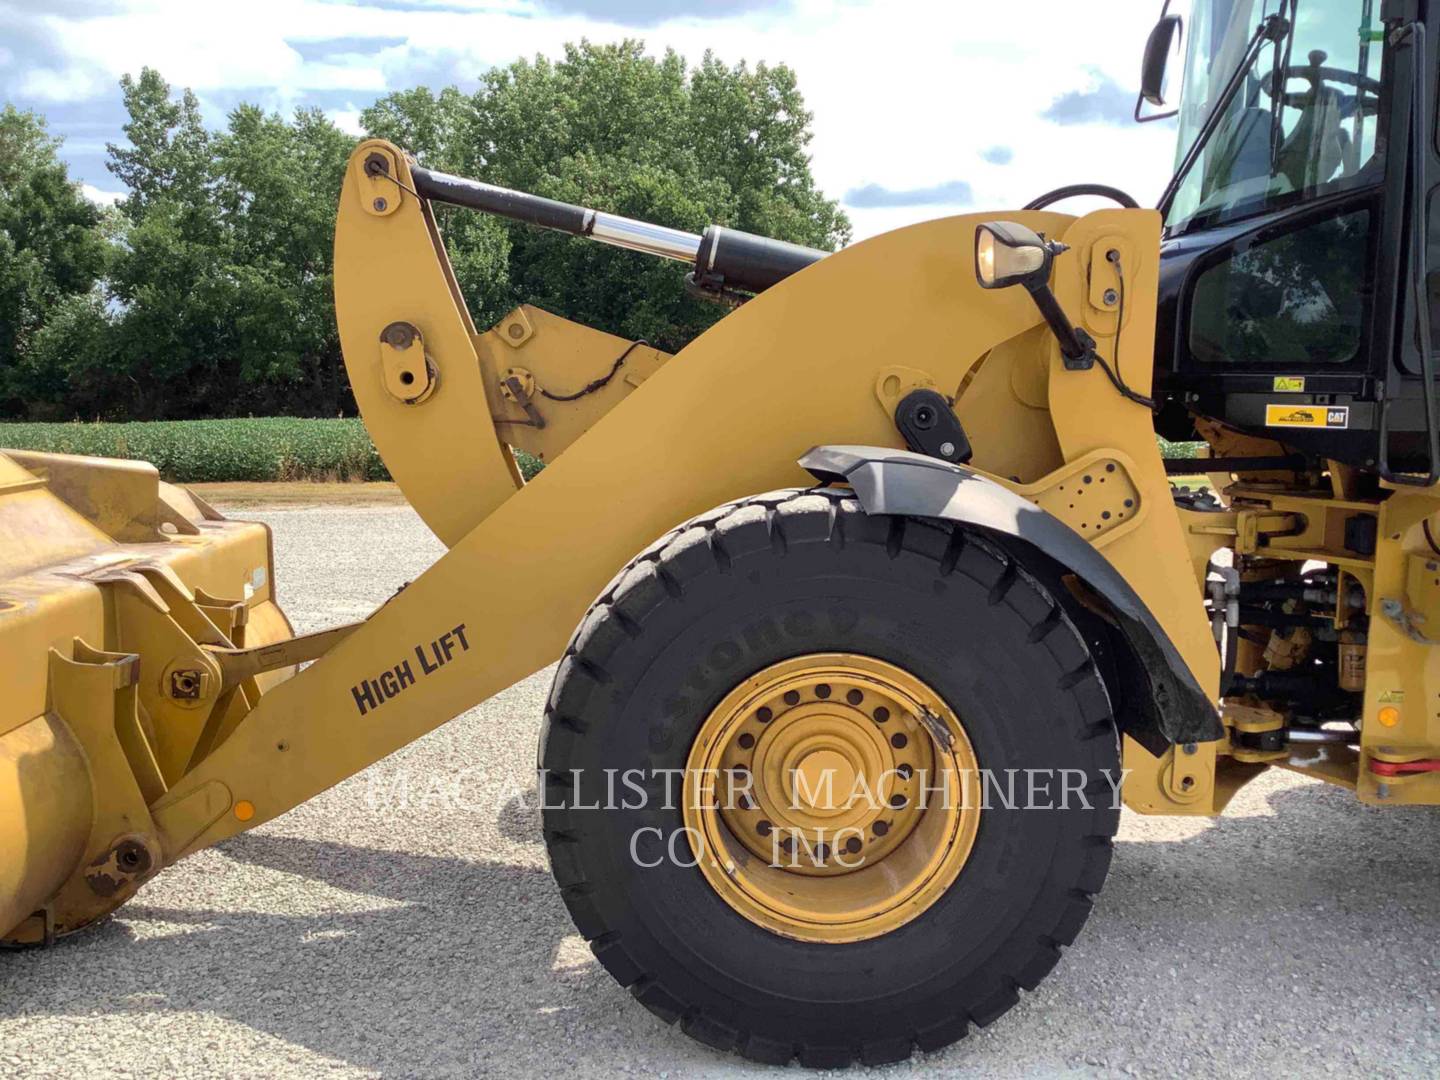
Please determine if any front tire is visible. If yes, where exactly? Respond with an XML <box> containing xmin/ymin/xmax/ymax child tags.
<box><xmin>540</xmin><ymin>489</ymin><xmax>1119</xmax><ymax>1066</ymax></box>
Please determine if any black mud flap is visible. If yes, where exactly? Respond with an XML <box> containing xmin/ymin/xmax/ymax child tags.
<box><xmin>800</xmin><ymin>445</ymin><xmax>1223</xmax><ymax>749</ymax></box>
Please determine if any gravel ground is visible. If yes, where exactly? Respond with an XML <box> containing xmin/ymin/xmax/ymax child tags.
<box><xmin>3</xmin><ymin>504</ymin><xmax>1439</xmax><ymax>1079</ymax></box>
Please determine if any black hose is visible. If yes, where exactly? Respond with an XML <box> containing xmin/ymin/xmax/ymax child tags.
<box><xmin>1023</xmin><ymin>184</ymin><xmax>1140</xmax><ymax>210</ymax></box>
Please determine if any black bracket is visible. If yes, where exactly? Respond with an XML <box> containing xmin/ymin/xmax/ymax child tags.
<box><xmin>894</xmin><ymin>389</ymin><xmax>972</xmax><ymax>464</ymax></box>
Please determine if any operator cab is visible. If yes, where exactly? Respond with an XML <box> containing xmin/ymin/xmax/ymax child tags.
<box><xmin>1145</xmin><ymin>0</ymin><xmax>1438</xmax><ymax>483</ymax></box>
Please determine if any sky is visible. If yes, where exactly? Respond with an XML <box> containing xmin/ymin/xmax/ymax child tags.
<box><xmin>0</xmin><ymin>0</ymin><xmax>1181</xmax><ymax>240</ymax></box>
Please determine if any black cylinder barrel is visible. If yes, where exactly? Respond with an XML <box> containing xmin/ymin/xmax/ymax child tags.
<box><xmin>411</xmin><ymin>166</ymin><xmax>593</xmax><ymax>235</ymax></box>
<box><xmin>693</xmin><ymin>226</ymin><xmax>828</xmax><ymax>293</ymax></box>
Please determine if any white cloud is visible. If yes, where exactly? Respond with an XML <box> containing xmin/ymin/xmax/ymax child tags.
<box><xmin>7</xmin><ymin>0</ymin><xmax>1182</xmax><ymax>239</ymax></box>
<box><xmin>81</xmin><ymin>183</ymin><xmax>125</xmax><ymax>206</ymax></box>
<box><xmin>326</xmin><ymin>107</ymin><xmax>366</xmax><ymax>136</ymax></box>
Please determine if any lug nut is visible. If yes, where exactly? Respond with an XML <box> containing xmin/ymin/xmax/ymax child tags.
<box><xmin>846</xmin><ymin>689</ymin><xmax>863</xmax><ymax>705</ymax></box>
<box><xmin>756</xmin><ymin>706</ymin><xmax>773</xmax><ymax>723</ymax></box>
<box><xmin>815</xmin><ymin>683</ymin><xmax>831</xmax><ymax>699</ymax></box>
<box><xmin>844</xmin><ymin>836</ymin><xmax>863</xmax><ymax>854</ymax></box>
<box><xmin>757</xmin><ymin>819</ymin><xmax>773</xmax><ymax>836</ymax></box>
<box><xmin>738</xmin><ymin>733</ymin><xmax>755</xmax><ymax>749</ymax></box>
<box><xmin>873</xmin><ymin>820</ymin><xmax>891</xmax><ymax>837</ymax></box>
<box><xmin>783</xmin><ymin>690</ymin><xmax>801</xmax><ymax>706</ymax></box>
<box><xmin>891</xmin><ymin>733</ymin><xmax>908</xmax><ymax>749</ymax></box>
<box><xmin>873</xmin><ymin>706</ymin><xmax>890</xmax><ymax>723</ymax></box>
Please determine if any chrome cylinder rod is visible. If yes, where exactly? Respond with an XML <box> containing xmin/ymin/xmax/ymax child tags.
<box><xmin>410</xmin><ymin>166</ymin><xmax>702</xmax><ymax>264</ymax></box>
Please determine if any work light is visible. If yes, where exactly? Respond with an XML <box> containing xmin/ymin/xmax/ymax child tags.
<box><xmin>974</xmin><ymin>221</ymin><xmax>1054</xmax><ymax>290</ymax></box>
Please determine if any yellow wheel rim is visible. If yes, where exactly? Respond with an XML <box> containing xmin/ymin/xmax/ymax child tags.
<box><xmin>683</xmin><ymin>653</ymin><xmax>981</xmax><ymax>943</ymax></box>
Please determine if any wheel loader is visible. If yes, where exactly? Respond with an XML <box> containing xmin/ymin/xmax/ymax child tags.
<box><xmin>2</xmin><ymin>0</ymin><xmax>1436</xmax><ymax>1065</ymax></box>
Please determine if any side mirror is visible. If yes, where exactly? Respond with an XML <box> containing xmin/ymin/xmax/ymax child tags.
<box><xmin>1138</xmin><ymin>14</ymin><xmax>1183</xmax><ymax>114</ymax></box>
<box><xmin>974</xmin><ymin>221</ymin><xmax>1054</xmax><ymax>290</ymax></box>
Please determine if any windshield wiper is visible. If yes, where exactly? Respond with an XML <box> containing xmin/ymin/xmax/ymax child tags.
<box><xmin>1159</xmin><ymin>12</ymin><xmax>1292</xmax><ymax>228</ymax></box>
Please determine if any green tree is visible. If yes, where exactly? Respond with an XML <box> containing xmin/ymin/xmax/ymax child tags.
<box><xmin>363</xmin><ymin>40</ymin><xmax>849</xmax><ymax>352</ymax></box>
<box><xmin>88</xmin><ymin>71</ymin><xmax>359</xmax><ymax>419</ymax></box>
<box><xmin>10</xmin><ymin>43</ymin><xmax>846</xmax><ymax>420</ymax></box>
<box><xmin>0</xmin><ymin>106</ymin><xmax>108</xmax><ymax>418</ymax></box>
<box><xmin>213</xmin><ymin>105</ymin><xmax>357</xmax><ymax>413</ymax></box>
<box><xmin>108</xmin><ymin>69</ymin><xmax>214</xmax><ymax>222</ymax></box>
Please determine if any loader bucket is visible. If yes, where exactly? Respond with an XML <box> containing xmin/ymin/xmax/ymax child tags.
<box><xmin>0</xmin><ymin>449</ymin><xmax>294</xmax><ymax>944</ymax></box>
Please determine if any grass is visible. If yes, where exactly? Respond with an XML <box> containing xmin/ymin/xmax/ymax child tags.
<box><xmin>0</xmin><ymin>418</ymin><xmax>543</xmax><ymax>484</ymax></box>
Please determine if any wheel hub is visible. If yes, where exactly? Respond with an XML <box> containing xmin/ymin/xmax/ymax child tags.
<box><xmin>684</xmin><ymin>653</ymin><xmax>981</xmax><ymax>942</ymax></box>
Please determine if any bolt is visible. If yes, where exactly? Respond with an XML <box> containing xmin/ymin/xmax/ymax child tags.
<box><xmin>844</xmin><ymin>836</ymin><xmax>863</xmax><ymax>854</ymax></box>
<box><xmin>889</xmin><ymin>793</ymin><xmax>907</xmax><ymax>808</ymax></box>
<box><xmin>738</xmin><ymin>733</ymin><xmax>755</xmax><ymax>749</ymax></box>
<box><xmin>1376</xmin><ymin>783</ymin><xmax>1390</xmax><ymax>800</ymax></box>
<box><xmin>1103</xmin><ymin>288</ymin><xmax>1119</xmax><ymax>306</ymax></box>
<box><xmin>873</xmin><ymin>820</ymin><xmax>891</xmax><ymax>837</ymax></box>
<box><xmin>846</xmin><ymin>689</ymin><xmax>863</xmax><ymax>706</ymax></box>
<box><xmin>890</xmin><ymin>733</ymin><xmax>908</xmax><ymax>749</ymax></box>
<box><xmin>940</xmin><ymin>441</ymin><xmax>957</xmax><ymax>458</ymax></box>
<box><xmin>1182</xmin><ymin>742</ymin><xmax>1198</xmax><ymax>755</ymax></box>
<box><xmin>381</xmin><ymin>322</ymin><xmax>416</xmax><ymax>349</ymax></box>
<box><xmin>507</xmin><ymin>322</ymin><xmax>525</xmax><ymax>339</ymax></box>
<box><xmin>169</xmin><ymin>669</ymin><xmax>207</xmax><ymax>700</ymax></box>
<box><xmin>914</xmin><ymin>406</ymin><xmax>936</xmax><ymax>429</ymax></box>
<box><xmin>783</xmin><ymin>690</ymin><xmax>800</xmax><ymax>706</ymax></box>
<box><xmin>757</xmin><ymin>819</ymin><xmax>773</xmax><ymax>836</ymax></box>
<box><xmin>756</xmin><ymin>707</ymin><xmax>773</xmax><ymax>723</ymax></box>
<box><xmin>373</xmin><ymin>196</ymin><xmax>388</xmax><ymax>212</ymax></box>
<box><xmin>815</xmin><ymin>683</ymin><xmax>831</xmax><ymax>699</ymax></box>
<box><xmin>873</xmin><ymin>706</ymin><xmax>890</xmax><ymax>723</ymax></box>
